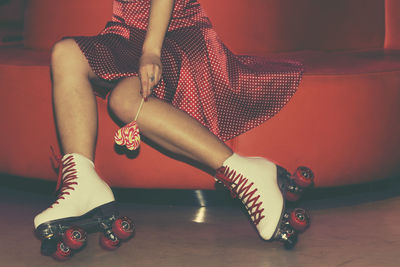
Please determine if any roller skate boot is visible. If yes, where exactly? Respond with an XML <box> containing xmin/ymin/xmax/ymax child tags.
<box><xmin>34</xmin><ymin>153</ymin><xmax>135</xmax><ymax>260</ymax></box>
<box><xmin>215</xmin><ymin>153</ymin><xmax>313</xmax><ymax>249</ymax></box>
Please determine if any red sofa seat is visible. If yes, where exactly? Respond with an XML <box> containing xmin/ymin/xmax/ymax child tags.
<box><xmin>1</xmin><ymin>0</ymin><xmax>399</xmax><ymax>188</ymax></box>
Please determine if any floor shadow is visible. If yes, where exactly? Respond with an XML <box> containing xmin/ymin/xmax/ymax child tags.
<box><xmin>1</xmin><ymin>173</ymin><xmax>399</xmax><ymax>209</ymax></box>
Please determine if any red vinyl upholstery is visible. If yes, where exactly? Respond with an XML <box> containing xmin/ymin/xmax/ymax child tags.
<box><xmin>1</xmin><ymin>0</ymin><xmax>399</xmax><ymax>188</ymax></box>
<box><xmin>385</xmin><ymin>0</ymin><xmax>400</xmax><ymax>49</ymax></box>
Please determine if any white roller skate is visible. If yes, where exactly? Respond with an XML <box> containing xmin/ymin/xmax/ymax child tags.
<box><xmin>34</xmin><ymin>153</ymin><xmax>135</xmax><ymax>260</ymax></box>
<box><xmin>215</xmin><ymin>153</ymin><xmax>313</xmax><ymax>249</ymax></box>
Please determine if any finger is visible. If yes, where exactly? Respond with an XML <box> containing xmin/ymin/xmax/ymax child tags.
<box><xmin>147</xmin><ymin>65</ymin><xmax>155</xmax><ymax>97</ymax></box>
<box><xmin>149</xmin><ymin>65</ymin><xmax>159</xmax><ymax>91</ymax></box>
<box><xmin>138</xmin><ymin>72</ymin><xmax>142</xmax><ymax>96</ymax></box>
<box><xmin>148</xmin><ymin>78</ymin><xmax>154</xmax><ymax>95</ymax></box>
<box><xmin>150</xmin><ymin>64</ymin><xmax>157</xmax><ymax>88</ymax></box>
<box><xmin>141</xmin><ymin>66</ymin><xmax>149</xmax><ymax>99</ymax></box>
<box><xmin>154</xmin><ymin>64</ymin><xmax>160</xmax><ymax>85</ymax></box>
<box><xmin>157</xmin><ymin>63</ymin><xmax>162</xmax><ymax>83</ymax></box>
<box><xmin>140</xmin><ymin>68</ymin><xmax>148</xmax><ymax>98</ymax></box>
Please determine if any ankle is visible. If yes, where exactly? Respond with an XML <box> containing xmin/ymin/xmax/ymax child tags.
<box><xmin>62</xmin><ymin>153</ymin><xmax>95</xmax><ymax>167</ymax></box>
<box><xmin>220</xmin><ymin>152</ymin><xmax>241</xmax><ymax>167</ymax></box>
<box><xmin>212</xmin><ymin>151</ymin><xmax>234</xmax><ymax>170</ymax></box>
<box><xmin>63</xmin><ymin>149</ymin><xmax>94</xmax><ymax>162</ymax></box>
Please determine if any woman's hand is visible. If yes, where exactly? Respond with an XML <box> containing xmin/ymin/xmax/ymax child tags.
<box><xmin>138</xmin><ymin>52</ymin><xmax>162</xmax><ymax>101</ymax></box>
<box><xmin>138</xmin><ymin>0</ymin><xmax>174</xmax><ymax>100</ymax></box>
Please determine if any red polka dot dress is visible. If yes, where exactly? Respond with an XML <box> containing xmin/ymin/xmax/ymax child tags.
<box><xmin>70</xmin><ymin>0</ymin><xmax>304</xmax><ymax>141</ymax></box>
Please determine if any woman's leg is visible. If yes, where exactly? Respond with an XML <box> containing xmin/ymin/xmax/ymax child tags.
<box><xmin>51</xmin><ymin>38</ymin><xmax>116</xmax><ymax>161</ymax></box>
<box><xmin>34</xmin><ymin>39</ymin><xmax>117</xmax><ymax>230</ymax></box>
<box><xmin>108</xmin><ymin>76</ymin><xmax>294</xmax><ymax>242</ymax></box>
<box><xmin>108</xmin><ymin>76</ymin><xmax>233</xmax><ymax>170</ymax></box>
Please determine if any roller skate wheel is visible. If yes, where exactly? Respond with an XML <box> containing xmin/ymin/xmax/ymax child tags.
<box><xmin>63</xmin><ymin>226</ymin><xmax>87</xmax><ymax>250</ymax></box>
<box><xmin>100</xmin><ymin>234</ymin><xmax>120</xmax><ymax>250</ymax></box>
<box><xmin>283</xmin><ymin>230</ymin><xmax>298</xmax><ymax>250</ymax></box>
<box><xmin>52</xmin><ymin>241</ymin><xmax>71</xmax><ymax>261</ymax></box>
<box><xmin>293</xmin><ymin>166</ymin><xmax>314</xmax><ymax>188</ymax></box>
<box><xmin>285</xmin><ymin>190</ymin><xmax>301</xmax><ymax>202</ymax></box>
<box><xmin>40</xmin><ymin>238</ymin><xmax>58</xmax><ymax>256</ymax></box>
<box><xmin>288</xmin><ymin>208</ymin><xmax>310</xmax><ymax>232</ymax></box>
<box><xmin>112</xmin><ymin>216</ymin><xmax>135</xmax><ymax>240</ymax></box>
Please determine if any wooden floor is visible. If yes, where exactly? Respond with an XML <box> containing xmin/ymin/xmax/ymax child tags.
<box><xmin>1</xmin><ymin>175</ymin><xmax>399</xmax><ymax>267</ymax></box>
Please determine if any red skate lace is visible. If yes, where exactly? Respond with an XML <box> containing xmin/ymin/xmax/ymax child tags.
<box><xmin>215</xmin><ymin>166</ymin><xmax>265</xmax><ymax>225</ymax></box>
<box><xmin>50</xmin><ymin>150</ymin><xmax>78</xmax><ymax>208</ymax></box>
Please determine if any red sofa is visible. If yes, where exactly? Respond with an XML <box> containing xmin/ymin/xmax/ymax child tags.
<box><xmin>1</xmin><ymin>0</ymin><xmax>399</xmax><ymax>188</ymax></box>
<box><xmin>0</xmin><ymin>0</ymin><xmax>24</xmax><ymax>45</ymax></box>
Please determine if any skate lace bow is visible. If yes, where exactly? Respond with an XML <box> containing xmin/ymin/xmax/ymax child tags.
<box><xmin>215</xmin><ymin>167</ymin><xmax>265</xmax><ymax>225</ymax></box>
<box><xmin>50</xmin><ymin>153</ymin><xmax>78</xmax><ymax>208</ymax></box>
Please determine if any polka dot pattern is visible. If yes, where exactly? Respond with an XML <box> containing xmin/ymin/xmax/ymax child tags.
<box><xmin>71</xmin><ymin>0</ymin><xmax>304</xmax><ymax>141</ymax></box>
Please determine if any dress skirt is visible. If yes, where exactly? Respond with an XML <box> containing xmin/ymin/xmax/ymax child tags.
<box><xmin>69</xmin><ymin>0</ymin><xmax>304</xmax><ymax>141</ymax></box>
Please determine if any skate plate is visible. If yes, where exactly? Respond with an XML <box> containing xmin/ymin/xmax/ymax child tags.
<box><xmin>36</xmin><ymin>201</ymin><xmax>135</xmax><ymax>260</ymax></box>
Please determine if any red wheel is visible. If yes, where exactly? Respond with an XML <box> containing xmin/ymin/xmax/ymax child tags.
<box><xmin>283</xmin><ymin>228</ymin><xmax>298</xmax><ymax>250</ymax></box>
<box><xmin>99</xmin><ymin>234</ymin><xmax>120</xmax><ymax>250</ymax></box>
<box><xmin>288</xmin><ymin>208</ymin><xmax>310</xmax><ymax>232</ymax></box>
<box><xmin>52</xmin><ymin>241</ymin><xmax>71</xmax><ymax>261</ymax></box>
<box><xmin>293</xmin><ymin>167</ymin><xmax>314</xmax><ymax>188</ymax></box>
<box><xmin>285</xmin><ymin>190</ymin><xmax>300</xmax><ymax>202</ymax></box>
<box><xmin>63</xmin><ymin>226</ymin><xmax>87</xmax><ymax>250</ymax></box>
<box><xmin>112</xmin><ymin>216</ymin><xmax>134</xmax><ymax>240</ymax></box>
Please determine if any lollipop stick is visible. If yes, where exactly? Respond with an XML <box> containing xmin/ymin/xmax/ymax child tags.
<box><xmin>134</xmin><ymin>98</ymin><xmax>145</xmax><ymax>121</ymax></box>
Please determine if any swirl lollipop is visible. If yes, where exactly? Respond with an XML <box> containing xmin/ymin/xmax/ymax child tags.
<box><xmin>114</xmin><ymin>98</ymin><xmax>145</xmax><ymax>151</ymax></box>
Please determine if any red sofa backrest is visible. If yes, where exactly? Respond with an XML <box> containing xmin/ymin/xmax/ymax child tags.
<box><xmin>385</xmin><ymin>0</ymin><xmax>400</xmax><ymax>49</ymax></box>
<box><xmin>200</xmin><ymin>0</ymin><xmax>385</xmax><ymax>54</ymax></box>
<box><xmin>24</xmin><ymin>0</ymin><xmax>390</xmax><ymax>54</ymax></box>
<box><xmin>0</xmin><ymin>0</ymin><xmax>25</xmax><ymax>22</ymax></box>
<box><xmin>24</xmin><ymin>0</ymin><xmax>113</xmax><ymax>50</ymax></box>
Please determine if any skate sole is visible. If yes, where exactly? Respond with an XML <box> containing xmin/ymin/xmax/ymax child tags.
<box><xmin>35</xmin><ymin>201</ymin><xmax>136</xmax><ymax>258</ymax></box>
<box><xmin>35</xmin><ymin>201</ymin><xmax>120</xmax><ymax>239</ymax></box>
<box><xmin>273</xmin><ymin>165</ymin><xmax>290</xmax><ymax>240</ymax></box>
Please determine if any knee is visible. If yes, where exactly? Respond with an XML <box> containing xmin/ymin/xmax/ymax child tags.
<box><xmin>50</xmin><ymin>39</ymin><xmax>86</xmax><ymax>73</ymax></box>
<box><xmin>108</xmin><ymin>78</ymin><xmax>142</xmax><ymax>122</ymax></box>
<box><xmin>109</xmin><ymin>91</ymin><xmax>139</xmax><ymax>122</ymax></box>
<box><xmin>51</xmin><ymin>39</ymin><xmax>74</xmax><ymax>65</ymax></box>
